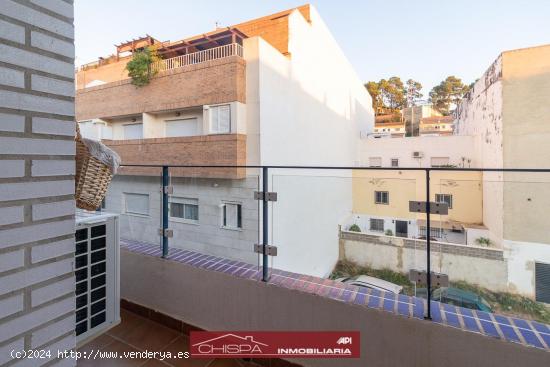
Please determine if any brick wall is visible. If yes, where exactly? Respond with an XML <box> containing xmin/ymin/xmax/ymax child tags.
<box><xmin>76</xmin><ymin>56</ymin><xmax>246</xmax><ymax>121</ymax></box>
<box><xmin>104</xmin><ymin>134</ymin><xmax>247</xmax><ymax>179</ymax></box>
<box><xmin>0</xmin><ymin>1</ymin><xmax>76</xmax><ymax>366</ymax></box>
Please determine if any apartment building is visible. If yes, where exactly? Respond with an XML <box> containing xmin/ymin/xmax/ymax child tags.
<box><xmin>403</xmin><ymin>104</ymin><xmax>443</xmax><ymax>136</ymax></box>
<box><xmin>76</xmin><ymin>4</ymin><xmax>374</xmax><ymax>277</ymax></box>
<box><xmin>351</xmin><ymin>135</ymin><xmax>484</xmax><ymax>244</ymax></box>
<box><xmin>419</xmin><ymin>115</ymin><xmax>454</xmax><ymax>136</ymax></box>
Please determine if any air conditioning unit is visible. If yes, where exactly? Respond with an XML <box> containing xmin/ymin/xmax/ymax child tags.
<box><xmin>75</xmin><ymin>211</ymin><xmax>120</xmax><ymax>346</ymax></box>
<box><xmin>412</xmin><ymin>151</ymin><xmax>424</xmax><ymax>158</ymax></box>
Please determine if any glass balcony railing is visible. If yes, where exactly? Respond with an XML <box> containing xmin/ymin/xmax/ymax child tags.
<box><xmin>96</xmin><ymin>164</ymin><xmax>550</xmax><ymax>350</ymax></box>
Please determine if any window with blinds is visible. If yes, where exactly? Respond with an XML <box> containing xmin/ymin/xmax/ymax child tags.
<box><xmin>165</xmin><ymin>118</ymin><xmax>198</xmax><ymax>137</ymax></box>
<box><xmin>222</xmin><ymin>202</ymin><xmax>242</xmax><ymax>229</ymax></box>
<box><xmin>124</xmin><ymin>193</ymin><xmax>149</xmax><ymax>216</ymax></box>
<box><xmin>169</xmin><ymin>197</ymin><xmax>199</xmax><ymax>222</ymax></box>
<box><xmin>209</xmin><ymin>104</ymin><xmax>231</xmax><ymax>134</ymax></box>
<box><xmin>369</xmin><ymin>157</ymin><xmax>382</xmax><ymax>167</ymax></box>
<box><xmin>123</xmin><ymin>123</ymin><xmax>143</xmax><ymax>139</ymax></box>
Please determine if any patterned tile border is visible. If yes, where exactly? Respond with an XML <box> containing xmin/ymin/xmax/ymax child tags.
<box><xmin>120</xmin><ymin>238</ymin><xmax>550</xmax><ymax>351</ymax></box>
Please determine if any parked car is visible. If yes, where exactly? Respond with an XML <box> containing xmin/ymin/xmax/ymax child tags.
<box><xmin>336</xmin><ymin>275</ymin><xmax>403</xmax><ymax>294</ymax></box>
<box><xmin>416</xmin><ymin>287</ymin><xmax>493</xmax><ymax>312</ymax></box>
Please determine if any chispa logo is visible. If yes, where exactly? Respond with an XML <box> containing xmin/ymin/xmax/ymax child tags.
<box><xmin>190</xmin><ymin>331</ymin><xmax>360</xmax><ymax>358</ymax></box>
<box><xmin>191</xmin><ymin>333</ymin><xmax>268</xmax><ymax>356</ymax></box>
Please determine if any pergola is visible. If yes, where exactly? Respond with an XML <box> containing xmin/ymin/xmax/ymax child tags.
<box><xmin>157</xmin><ymin>28</ymin><xmax>247</xmax><ymax>58</ymax></box>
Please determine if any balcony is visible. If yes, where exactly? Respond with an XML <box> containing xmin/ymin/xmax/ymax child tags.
<box><xmin>81</xmin><ymin>164</ymin><xmax>550</xmax><ymax>366</ymax></box>
<box><xmin>103</xmin><ymin>134</ymin><xmax>247</xmax><ymax>179</ymax></box>
<box><xmin>76</xmin><ymin>44</ymin><xmax>246</xmax><ymax>121</ymax></box>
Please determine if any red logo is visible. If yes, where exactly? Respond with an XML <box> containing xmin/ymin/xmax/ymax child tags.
<box><xmin>190</xmin><ymin>331</ymin><xmax>360</xmax><ymax>358</ymax></box>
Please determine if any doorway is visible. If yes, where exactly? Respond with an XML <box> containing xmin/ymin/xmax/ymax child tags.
<box><xmin>395</xmin><ymin>220</ymin><xmax>408</xmax><ymax>238</ymax></box>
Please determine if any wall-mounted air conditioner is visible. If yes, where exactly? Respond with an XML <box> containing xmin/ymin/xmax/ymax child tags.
<box><xmin>412</xmin><ymin>151</ymin><xmax>424</xmax><ymax>158</ymax></box>
<box><xmin>75</xmin><ymin>211</ymin><xmax>120</xmax><ymax>346</ymax></box>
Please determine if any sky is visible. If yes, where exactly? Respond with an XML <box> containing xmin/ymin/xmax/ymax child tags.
<box><xmin>75</xmin><ymin>0</ymin><xmax>550</xmax><ymax>94</ymax></box>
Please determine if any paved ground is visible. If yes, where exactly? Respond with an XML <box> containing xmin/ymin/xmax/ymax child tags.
<box><xmin>77</xmin><ymin>308</ymin><xmax>255</xmax><ymax>367</ymax></box>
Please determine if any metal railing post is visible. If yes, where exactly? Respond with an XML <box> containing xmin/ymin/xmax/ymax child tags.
<box><xmin>262</xmin><ymin>166</ymin><xmax>269</xmax><ymax>282</ymax></box>
<box><xmin>162</xmin><ymin>166</ymin><xmax>169</xmax><ymax>258</ymax></box>
<box><xmin>425</xmin><ymin>168</ymin><xmax>432</xmax><ymax>320</ymax></box>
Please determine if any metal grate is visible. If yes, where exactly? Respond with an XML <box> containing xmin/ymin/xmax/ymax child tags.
<box><xmin>535</xmin><ymin>262</ymin><xmax>550</xmax><ymax>304</ymax></box>
<box><xmin>75</xmin><ymin>224</ymin><xmax>108</xmax><ymax>337</ymax></box>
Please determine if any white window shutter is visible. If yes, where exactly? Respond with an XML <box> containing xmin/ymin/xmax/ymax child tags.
<box><xmin>210</xmin><ymin>106</ymin><xmax>219</xmax><ymax>133</ymax></box>
<box><xmin>219</xmin><ymin>105</ymin><xmax>230</xmax><ymax>133</ymax></box>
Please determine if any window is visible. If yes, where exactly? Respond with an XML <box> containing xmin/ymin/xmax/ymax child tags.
<box><xmin>419</xmin><ymin>226</ymin><xmax>442</xmax><ymax>238</ymax></box>
<box><xmin>124</xmin><ymin>193</ymin><xmax>149</xmax><ymax>216</ymax></box>
<box><xmin>369</xmin><ymin>218</ymin><xmax>384</xmax><ymax>232</ymax></box>
<box><xmin>431</xmin><ymin>157</ymin><xmax>450</xmax><ymax>167</ymax></box>
<box><xmin>391</xmin><ymin>158</ymin><xmax>399</xmax><ymax>167</ymax></box>
<box><xmin>123</xmin><ymin>123</ymin><xmax>143</xmax><ymax>139</ymax></box>
<box><xmin>435</xmin><ymin>194</ymin><xmax>453</xmax><ymax>209</ymax></box>
<box><xmin>369</xmin><ymin>157</ymin><xmax>382</xmax><ymax>167</ymax></box>
<box><xmin>209</xmin><ymin>104</ymin><xmax>231</xmax><ymax>134</ymax></box>
<box><xmin>375</xmin><ymin>191</ymin><xmax>389</xmax><ymax>204</ymax></box>
<box><xmin>165</xmin><ymin>118</ymin><xmax>198</xmax><ymax>137</ymax></box>
<box><xmin>169</xmin><ymin>197</ymin><xmax>199</xmax><ymax>222</ymax></box>
<box><xmin>222</xmin><ymin>202</ymin><xmax>242</xmax><ymax>229</ymax></box>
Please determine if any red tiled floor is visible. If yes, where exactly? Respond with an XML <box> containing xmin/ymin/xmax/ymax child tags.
<box><xmin>77</xmin><ymin>309</ymin><xmax>256</xmax><ymax>367</ymax></box>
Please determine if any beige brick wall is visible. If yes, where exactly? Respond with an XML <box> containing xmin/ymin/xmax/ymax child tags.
<box><xmin>0</xmin><ymin>0</ymin><xmax>76</xmax><ymax>366</ymax></box>
<box><xmin>76</xmin><ymin>56</ymin><xmax>246</xmax><ymax>121</ymax></box>
<box><xmin>104</xmin><ymin>134</ymin><xmax>247</xmax><ymax>179</ymax></box>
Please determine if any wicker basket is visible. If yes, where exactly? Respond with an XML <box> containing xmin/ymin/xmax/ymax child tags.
<box><xmin>75</xmin><ymin>125</ymin><xmax>115</xmax><ymax>211</ymax></box>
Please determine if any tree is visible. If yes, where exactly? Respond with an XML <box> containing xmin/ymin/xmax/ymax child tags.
<box><xmin>126</xmin><ymin>46</ymin><xmax>161</xmax><ymax>87</ymax></box>
<box><xmin>379</xmin><ymin>77</ymin><xmax>405</xmax><ymax>111</ymax></box>
<box><xmin>429</xmin><ymin>76</ymin><xmax>470</xmax><ymax>115</ymax></box>
<box><xmin>365</xmin><ymin>81</ymin><xmax>383</xmax><ymax>113</ymax></box>
<box><xmin>404</xmin><ymin>79</ymin><xmax>423</xmax><ymax>107</ymax></box>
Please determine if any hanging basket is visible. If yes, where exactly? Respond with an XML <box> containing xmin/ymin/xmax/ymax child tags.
<box><xmin>75</xmin><ymin>125</ymin><xmax>120</xmax><ymax>211</ymax></box>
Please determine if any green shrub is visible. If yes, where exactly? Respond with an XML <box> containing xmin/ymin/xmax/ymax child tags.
<box><xmin>475</xmin><ymin>237</ymin><xmax>491</xmax><ymax>246</ymax></box>
<box><xmin>126</xmin><ymin>47</ymin><xmax>161</xmax><ymax>87</ymax></box>
<box><xmin>385</xmin><ymin>229</ymin><xmax>394</xmax><ymax>236</ymax></box>
<box><xmin>348</xmin><ymin>224</ymin><xmax>361</xmax><ymax>232</ymax></box>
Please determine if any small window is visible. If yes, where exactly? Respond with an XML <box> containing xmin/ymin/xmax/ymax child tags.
<box><xmin>431</xmin><ymin>157</ymin><xmax>450</xmax><ymax>167</ymax></box>
<box><xmin>435</xmin><ymin>194</ymin><xmax>453</xmax><ymax>209</ymax></box>
<box><xmin>369</xmin><ymin>157</ymin><xmax>382</xmax><ymax>167</ymax></box>
<box><xmin>369</xmin><ymin>218</ymin><xmax>384</xmax><ymax>232</ymax></box>
<box><xmin>210</xmin><ymin>104</ymin><xmax>231</xmax><ymax>134</ymax></box>
<box><xmin>170</xmin><ymin>197</ymin><xmax>199</xmax><ymax>222</ymax></box>
<box><xmin>222</xmin><ymin>202</ymin><xmax>242</xmax><ymax>229</ymax></box>
<box><xmin>123</xmin><ymin>123</ymin><xmax>143</xmax><ymax>139</ymax></box>
<box><xmin>391</xmin><ymin>158</ymin><xmax>399</xmax><ymax>167</ymax></box>
<box><xmin>124</xmin><ymin>193</ymin><xmax>149</xmax><ymax>216</ymax></box>
<box><xmin>375</xmin><ymin>191</ymin><xmax>389</xmax><ymax>204</ymax></box>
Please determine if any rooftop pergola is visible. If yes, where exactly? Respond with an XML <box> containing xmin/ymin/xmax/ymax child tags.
<box><xmin>158</xmin><ymin>28</ymin><xmax>247</xmax><ymax>58</ymax></box>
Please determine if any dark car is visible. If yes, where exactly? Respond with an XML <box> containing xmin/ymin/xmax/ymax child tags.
<box><xmin>416</xmin><ymin>287</ymin><xmax>492</xmax><ymax>312</ymax></box>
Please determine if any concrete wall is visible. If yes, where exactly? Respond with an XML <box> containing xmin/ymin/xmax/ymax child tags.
<box><xmin>501</xmin><ymin>45</ymin><xmax>550</xmax><ymax>244</ymax></box>
<box><xmin>105</xmin><ymin>175</ymin><xmax>259</xmax><ymax>264</ymax></box>
<box><xmin>0</xmin><ymin>1</ymin><xmax>76</xmax><ymax>365</ymax></box>
<box><xmin>455</xmin><ymin>56</ymin><xmax>504</xmax><ymax>244</ymax></box>
<box><xmin>120</xmin><ymin>251</ymin><xmax>550</xmax><ymax>367</ymax></box>
<box><xmin>341</xmin><ymin>232</ymin><xmax>508</xmax><ymax>292</ymax></box>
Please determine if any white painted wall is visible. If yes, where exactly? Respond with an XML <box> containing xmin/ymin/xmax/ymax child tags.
<box><xmin>504</xmin><ymin>239</ymin><xmax>550</xmax><ymax>297</ymax></box>
<box><xmin>242</xmin><ymin>6</ymin><xmax>374</xmax><ymax>276</ymax></box>
<box><xmin>359</xmin><ymin>135</ymin><xmax>479</xmax><ymax>168</ymax></box>
<box><xmin>455</xmin><ymin>57</ymin><xmax>504</xmax><ymax>244</ymax></box>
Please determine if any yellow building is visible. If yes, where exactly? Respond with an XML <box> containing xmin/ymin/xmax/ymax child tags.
<box><xmin>351</xmin><ymin>170</ymin><xmax>483</xmax><ymax>243</ymax></box>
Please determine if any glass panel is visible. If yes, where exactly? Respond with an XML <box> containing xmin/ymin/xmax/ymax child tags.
<box><xmin>271</xmin><ymin>168</ymin><xmax>424</xmax><ymax>317</ymax></box>
<box><xmin>433</xmin><ymin>171</ymin><xmax>550</xmax><ymax>332</ymax></box>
